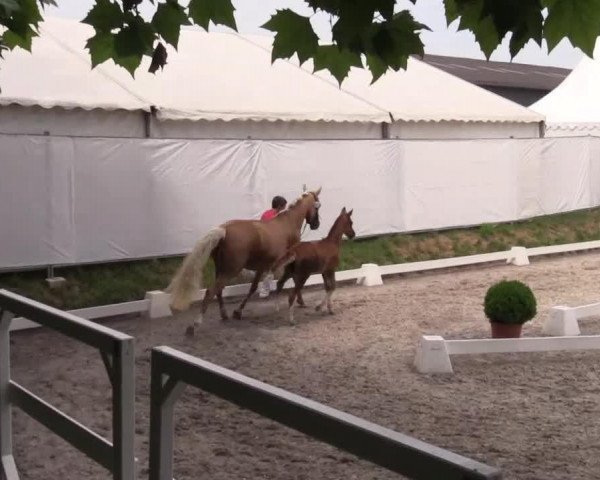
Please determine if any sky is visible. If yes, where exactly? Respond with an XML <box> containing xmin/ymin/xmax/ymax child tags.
<box><xmin>47</xmin><ymin>0</ymin><xmax>584</xmax><ymax>68</ymax></box>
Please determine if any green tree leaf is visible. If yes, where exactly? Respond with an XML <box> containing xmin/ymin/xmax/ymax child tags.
<box><xmin>443</xmin><ymin>0</ymin><xmax>543</xmax><ymax>59</ymax></box>
<box><xmin>313</xmin><ymin>44</ymin><xmax>362</xmax><ymax>84</ymax></box>
<box><xmin>113</xmin><ymin>16</ymin><xmax>155</xmax><ymax>75</ymax></box>
<box><xmin>1</xmin><ymin>25</ymin><xmax>36</xmax><ymax>50</ymax></box>
<box><xmin>366</xmin><ymin>53</ymin><xmax>387</xmax><ymax>83</ymax></box>
<box><xmin>85</xmin><ymin>31</ymin><xmax>115</xmax><ymax>67</ymax></box>
<box><xmin>3</xmin><ymin>0</ymin><xmax>42</xmax><ymax>41</ymax></box>
<box><xmin>332</xmin><ymin>1</ymin><xmax>377</xmax><ymax>52</ymax></box>
<box><xmin>152</xmin><ymin>0</ymin><xmax>189</xmax><ymax>49</ymax></box>
<box><xmin>149</xmin><ymin>41</ymin><xmax>168</xmax><ymax>73</ymax></box>
<box><xmin>123</xmin><ymin>0</ymin><xmax>143</xmax><ymax>12</ymax></box>
<box><xmin>4</xmin><ymin>0</ymin><xmax>600</xmax><ymax>86</ymax></box>
<box><xmin>544</xmin><ymin>0</ymin><xmax>600</xmax><ymax>56</ymax></box>
<box><xmin>0</xmin><ymin>0</ymin><xmax>19</xmax><ymax>15</ymax></box>
<box><xmin>509</xmin><ymin>3</ymin><xmax>543</xmax><ymax>57</ymax></box>
<box><xmin>82</xmin><ymin>0</ymin><xmax>123</xmax><ymax>33</ymax></box>
<box><xmin>38</xmin><ymin>0</ymin><xmax>58</xmax><ymax>10</ymax></box>
<box><xmin>262</xmin><ymin>9</ymin><xmax>319</xmax><ymax>65</ymax></box>
<box><xmin>188</xmin><ymin>0</ymin><xmax>236</xmax><ymax>31</ymax></box>
<box><xmin>367</xmin><ymin>11</ymin><xmax>427</xmax><ymax>70</ymax></box>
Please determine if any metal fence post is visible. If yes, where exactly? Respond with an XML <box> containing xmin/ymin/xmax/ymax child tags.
<box><xmin>0</xmin><ymin>310</ymin><xmax>18</xmax><ymax>480</ymax></box>
<box><xmin>112</xmin><ymin>338</ymin><xmax>136</xmax><ymax>480</ymax></box>
<box><xmin>149</xmin><ymin>351</ymin><xmax>185</xmax><ymax>480</ymax></box>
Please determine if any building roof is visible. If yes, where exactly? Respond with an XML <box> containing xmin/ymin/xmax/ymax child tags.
<box><xmin>0</xmin><ymin>17</ymin><xmax>543</xmax><ymax>124</ymax></box>
<box><xmin>420</xmin><ymin>54</ymin><xmax>571</xmax><ymax>91</ymax></box>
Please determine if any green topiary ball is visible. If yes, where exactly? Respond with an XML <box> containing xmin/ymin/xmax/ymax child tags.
<box><xmin>484</xmin><ymin>280</ymin><xmax>537</xmax><ymax>325</ymax></box>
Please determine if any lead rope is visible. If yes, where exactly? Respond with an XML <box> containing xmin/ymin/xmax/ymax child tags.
<box><xmin>300</xmin><ymin>222</ymin><xmax>308</xmax><ymax>238</ymax></box>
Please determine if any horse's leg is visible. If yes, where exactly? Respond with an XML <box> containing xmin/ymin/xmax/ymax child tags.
<box><xmin>276</xmin><ymin>266</ymin><xmax>293</xmax><ymax>314</ymax></box>
<box><xmin>233</xmin><ymin>270</ymin><xmax>263</xmax><ymax>320</ymax></box>
<box><xmin>296</xmin><ymin>290</ymin><xmax>307</xmax><ymax>308</ymax></box>
<box><xmin>278</xmin><ymin>260</ymin><xmax>306</xmax><ymax>308</ymax></box>
<box><xmin>215</xmin><ymin>277</ymin><xmax>229</xmax><ymax>321</ymax></box>
<box><xmin>288</xmin><ymin>273</ymin><xmax>309</xmax><ymax>324</ymax></box>
<box><xmin>185</xmin><ymin>283</ymin><xmax>216</xmax><ymax>336</ymax></box>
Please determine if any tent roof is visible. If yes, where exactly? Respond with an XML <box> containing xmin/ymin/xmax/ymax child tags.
<box><xmin>0</xmin><ymin>17</ymin><xmax>543</xmax><ymax>124</ymax></box>
<box><xmin>531</xmin><ymin>47</ymin><xmax>600</xmax><ymax>126</ymax></box>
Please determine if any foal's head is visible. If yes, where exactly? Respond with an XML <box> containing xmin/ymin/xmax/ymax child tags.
<box><xmin>339</xmin><ymin>207</ymin><xmax>355</xmax><ymax>239</ymax></box>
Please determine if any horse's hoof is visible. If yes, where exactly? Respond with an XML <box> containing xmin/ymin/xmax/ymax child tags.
<box><xmin>232</xmin><ymin>310</ymin><xmax>242</xmax><ymax>320</ymax></box>
<box><xmin>221</xmin><ymin>314</ymin><xmax>229</xmax><ymax>321</ymax></box>
<box><xmin>185</xmin><ymin>326</ymin><xmax>195</xmax><ymax>337</ymax></box>
<box><xmin>298</xmin><ymin>303</ymin><xmax>307</xmax><ymax>309</ymax></box>
<box><xmin>328</xmin><ymin>310</ymin><xmax>335</xmax><ymax>316</ymax></box>
<box><xmin>315</xmin><ymin>304</ymin><xmax>322</xmax><ymax>312</ymax></box>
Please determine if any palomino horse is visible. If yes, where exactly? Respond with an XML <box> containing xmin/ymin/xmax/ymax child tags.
<box><xmin>167</xmin><ymin>187</ymin><xmax>322</xmax><ymax>335</ymax></box>
<box><xmin>274</xmin><ymin>207</ymin><xmax>355</xmax><ymax>324</ymax></box>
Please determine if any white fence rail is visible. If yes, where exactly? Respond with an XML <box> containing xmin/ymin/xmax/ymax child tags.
<box><xmin>9</xmin><ymin>239</ymin><xmax>600</xmax><ymax>334</ymax></box>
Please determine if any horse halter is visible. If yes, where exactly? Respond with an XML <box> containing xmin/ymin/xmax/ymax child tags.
<box><xmin>307</xmin><ymin>196</ymin><xmax>321</xmax><ymax>230</ymax></box>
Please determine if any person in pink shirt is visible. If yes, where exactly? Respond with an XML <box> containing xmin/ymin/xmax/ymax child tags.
<box><xmin>259</xmin><ymin>195</ymin><xmax>287</xmax><ymax>297</ymax></box>
<box><xmin>260</xmin><ymin>195</ymin><xmax>287</xmax><ymax>222</ymax></box>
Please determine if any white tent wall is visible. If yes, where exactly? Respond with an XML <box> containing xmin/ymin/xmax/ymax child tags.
<box><xmin>1</xmin><ymin>134</ymin><xmax>599</xmax><ymax>270</ymax></box>
<box><xmin>390</xmin><ymin>121</ymin><xmax>541</xmax><ymax>139</ymax></box>
<box><xmin>0</xmin><ymin>105</ymin><xmax>145</xmax><ymax>138</ymax></box>
<box><xmin>401</xmin><ymin>140</ymin><xmax>520</xmax><ymax>231</ymax></box>
<box><xmin>151</xmin><ymin>119</ymin><xmax>384</xmax><ymax>140</ymax></box>
<box><xmin>544</xmin><ymin>124</ymin><xmax>600</xmax><ymax>138</ymax></box>
<box><xmin>0</xmin><ymin>105</ymin><xmax>540</xmax><ymax>140</ymax></box>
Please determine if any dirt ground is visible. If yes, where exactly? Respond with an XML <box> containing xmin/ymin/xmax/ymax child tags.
<box><xmin>8</xmin><ymin>251</ymin><xmax>600</xmax><ymax>480</ymax></box>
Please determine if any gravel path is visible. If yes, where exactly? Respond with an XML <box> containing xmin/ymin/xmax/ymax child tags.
<box><xmin>9</xmin><ymin>251</ymin><xmax>600</xmax><ymax>480</ymax></box>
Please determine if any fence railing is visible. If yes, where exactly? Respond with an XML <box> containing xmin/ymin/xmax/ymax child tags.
<box><xmin>148</xmin><ymin>346</ymin><xmax>502</xmax><ymax>480</ymax></box>
<box><xmin>0</xmin><ymin>289</ymin><xmax>135</xmax><ymax>480</ymax></box>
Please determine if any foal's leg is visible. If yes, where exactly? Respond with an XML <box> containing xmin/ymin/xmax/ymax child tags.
<box><xmin>325</xmin><ymin>271</ymin><xmax>336</xmax><ymax>315</ymax></box>
<box><xmin>233</xmin><ymin>270</ymin><xmax>263</xmax><ymax>320</ymax></box>
<box><xmin>316</xmin><ymin>271</ymin><xmax>336</xmax><ymax>315</ymax></box>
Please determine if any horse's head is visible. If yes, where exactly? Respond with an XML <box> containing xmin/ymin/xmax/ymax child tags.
<box><xmin>340</xmin><ymin>207</ymin><xmax>355</xmax><ymax>239</ymax></box>
<box><xmin>304</xmin><ymin>186</ymin><xmax>321</xmax><ymax>230</ymax></box>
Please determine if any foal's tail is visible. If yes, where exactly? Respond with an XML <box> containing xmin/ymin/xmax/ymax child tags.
<box><xmin>166</xmin><ymin>227</ymin><xmax>226</xmax><ymax>311</ymax></box>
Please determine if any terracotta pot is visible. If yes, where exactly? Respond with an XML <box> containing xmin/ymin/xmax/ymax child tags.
<box><xmin>490</xmin><ymin>322</ymin><xmax>522</xmax><ymax>339</ymax></box>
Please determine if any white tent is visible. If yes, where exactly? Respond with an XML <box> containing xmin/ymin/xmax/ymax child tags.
<box><xmin>531</xmin><ymin>43</ymin><xmax>600</xmax><ymax>137</ymax></box>
<box><xmin>0</xmin><ymin>17</ymin><xmax>543</xmax><ymax>140</ymax></box>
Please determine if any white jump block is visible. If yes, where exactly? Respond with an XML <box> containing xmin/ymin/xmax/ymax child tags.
<box><xmin>414</xmin><ymin>335</ymin><xmax>453</xmax><ymax>374</ymax></box>
<box><xmin>145</xmin><ymin>291</ymin><xmax>173</xmax><ymax>319</ymax></box>
<box><xmin>45</xmin><ymin>276</ymin><xmax>67</xmax><ymax>289</ymax></box>
<box><xmin>543</xmin><ymin>306</ymin><xmax>581</xmax><ymax>336</ymax></box>
<box><xmin>415</xmin><ymin>334</ymin><xmax>600</xmax><ymax>374</ymax></box>
<box><xmin>507</xmin><ymin>246</ymin><xmax>529</xmax><ymax>266</ymax></box>
<box><xmin>357</xmin><ymin>263</ymin><xmax>383</xmax><ymax>287</ymax></box>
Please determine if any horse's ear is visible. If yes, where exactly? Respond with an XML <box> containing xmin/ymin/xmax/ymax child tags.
<box><xmin>302</xmin><ymin>184</ymin><xmax>307</xmax><ymax>193</ymax></box>
<box><xmin>341</xmin><ymin>207</ymin><xmax>347</xmax><ymax>214</ymax></box>
<box><xmin>315</xmin><ymin>186</ymin><xmax>322</xmax><ymax>196</ymax></box>
<box><xmin>348</xmin><ymin>209</ymin><xmax>353</xmax><ymax>217</ymax></box>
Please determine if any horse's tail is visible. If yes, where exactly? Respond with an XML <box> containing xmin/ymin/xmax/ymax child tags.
<box><xmin>166</xmin><ymin>227</ymin><xmax>226</xmax><ymax>311</ymax></box>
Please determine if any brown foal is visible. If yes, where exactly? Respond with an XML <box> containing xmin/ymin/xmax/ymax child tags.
<box><xmin>275</xmin><ymin>207</ymin><xmax>355</xmax><ymax>324</ymax></box>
